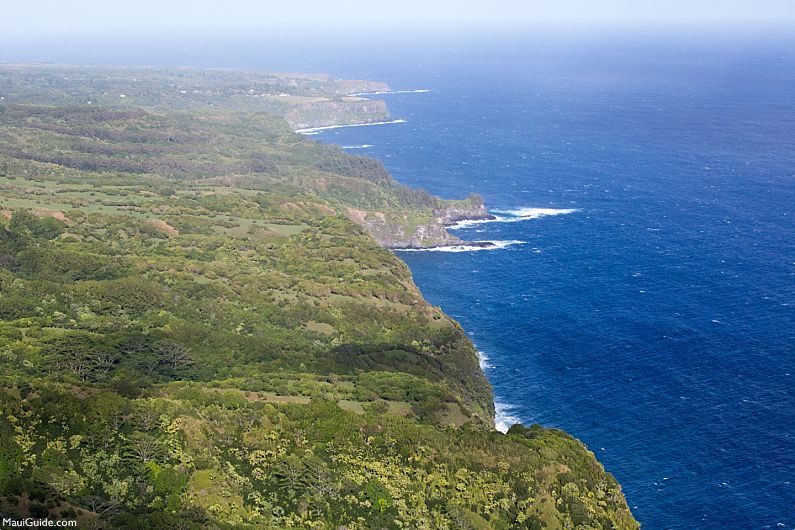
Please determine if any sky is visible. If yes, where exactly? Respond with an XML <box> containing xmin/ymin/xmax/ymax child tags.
<box><xmin>1</xmin><ymin>0</ymin><xmax>794</xmax><ymax>37</ymax></box>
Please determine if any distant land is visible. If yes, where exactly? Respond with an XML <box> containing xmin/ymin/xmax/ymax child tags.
<box><xmin>0</xmin><ymin>64</ymin><xmax>638</xmax><ymax>528</ymax></box>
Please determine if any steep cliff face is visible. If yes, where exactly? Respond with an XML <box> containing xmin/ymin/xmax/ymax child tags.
<box><xmin>435</xmin><ymin>194</ymin><xmax>493</xmax><ymax>225</ymax></box>
<box><xmin>284</xmin><ymin>98</ymin><xmax>391</xmax><ymax>130</ymax></box>
<box><xmin>346</xmin><ymin>194</ymin><xmax>495</xmax><ymax>249</ymax></box>
<box><xmin>346</xmin><ymin>207</ymin><xmax>458</xmax><ymax>248</ymax></box>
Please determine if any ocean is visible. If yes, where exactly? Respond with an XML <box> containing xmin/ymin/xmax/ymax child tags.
<box><xmin>304</xmin><ymin>36</ymin><xmax>795</xmax><ymax>529</ymax></box>
<box><xmin>3</xmin><ymin>29</ymin><xmax>793</xmax><ymax>529</ymax></box>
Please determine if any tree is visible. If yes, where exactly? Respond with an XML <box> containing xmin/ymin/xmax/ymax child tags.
<box><xmin>153</xmin><ymin>339</ymin><xmax>194</xmax><ymax>374</ymax></box>
<box><xmin>125</xmin><ymin>432</ymin><xmax>165</xmax><ymax>464</ymax></box>
<box><xmin>273</xmin><ymin>454</ymin><xmax>309</xmax><ymax>492</ymax></box>
<box><xmin>132</xmin><ymin>403</ymin><xmax>161</xmax><ymax>431</ymax></box>
<box><xmin>9</xmin><ymin>210</ymin><xmax>65</xmax><ymax>241</ymax></box>
<box><xmin>47</xmin><ymin>333</ymin><xmax>119</xmax><ymax>382</ymax></box>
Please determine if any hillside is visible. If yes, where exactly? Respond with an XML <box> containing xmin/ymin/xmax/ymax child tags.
<box><xmin>0</xmin><ymin>66</ymin><xmax>638</xmax><ymax>529</ymax></box>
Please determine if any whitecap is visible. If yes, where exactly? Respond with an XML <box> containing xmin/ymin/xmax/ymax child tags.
<box><xmin>477</xmin><ymin>351</ymin><xmax>493</xmax><ymax>370</ymax></box>
<box><xmin>447</xmin><ymin>207</ymin><xmax>579</xmax><ymax>230</ymax></box>
<box><xmin>446</xmin><ymin>216</ymin><xmax>510</xmax><ymax>229</ymax></box>
<box><xmin>495</xmin><ymin>402</ymin><xmax>521</xmax><ymax>433</ymax></box>
<box><xmin>491</xmin><ymin>207</ymin><xmax>580</xmax><ymax>218</ymax></box>
<box><xmin>341</xmin><ymin>144</ymin><xmax>375</xmax><ymax>149</ymax></box>
<box><xmin>394</xmin><ymin>240</ymin><xmax>525</xmax><ymax>253</ymax></box>
<box><xmin>350</xmin><ymin>89</ymin><xmax>431</xmax><ymax>96</ymax></box>
<box><xmin>295</xmin><ymin>119</ymin><xmax>406</xmax><ymax>134</ymax></box>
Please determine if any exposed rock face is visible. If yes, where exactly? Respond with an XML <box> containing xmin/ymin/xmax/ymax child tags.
<box><xmin>346</xmin><ymin>195</ymin><xmax>496</xmax><ymax>249</ymax></box>
<box><xmin>284</xmin><ymin>99</ymin><xmax>391</xmax><ymax>130</ymax></box>
<box><xmin>345</xmin><ymin>207</ymin><xmax>457</xmax><ymax>249</ymax></box>
<box><xmin>434</xmin><ymin>195</ymin><xmax>494</xmax><ymax>226</ymax></box>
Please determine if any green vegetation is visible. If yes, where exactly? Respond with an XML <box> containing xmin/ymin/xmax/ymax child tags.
<box><xmin>0</xmin><ymin>65</ymin><xmax>638</xmax><ymax>528</ymax></box>
<box><xmin>0</xmin><ymin>65</ymin><xmax>391</xmax><ymax>130</ymax></box>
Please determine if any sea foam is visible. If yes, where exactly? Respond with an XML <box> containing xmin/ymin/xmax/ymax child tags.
<box><xmin>447</xmin><ymin>207</ymin><xmax>579</xmax><ymax>230</ymax></box>
<box><xmin>341</xmin><ymin>144</ymin><xmax>375</xmax><ymax>149</ymax></box>
<box><xmin>491</xmin><ymin>207</ymin><xmax>580</xmax><ymax>218</ymax></box>
<box><xmin>446</xmin><ymin>216</ymin><xmax>510</xmax><ymax>229</ymax></box>
<box><xmin>394</xmin><ymin>240</ymin><xmax>525</xmax><ymax>253</ymax></box>
<box><xmin>295</xmin><ymin>119</ymin><xmax>406</xmax><ymax>135</ymax></box>
<box><xmin>477</xmin><ymin>350</ymin><xmax>493</xmax><ymax>370</ymax></box>
<box><xmin>351</xmin><ymin>89</ymin><xmax>431</xmax><ymax>96</ymax></box>
<box><xmin>495</xmin><ymin>402</ymin><xmax>522</xmax><ymax>433</ymax></box>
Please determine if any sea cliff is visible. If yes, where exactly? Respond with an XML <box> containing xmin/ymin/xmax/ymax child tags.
<box><xmin>0</xmin><ymin>64</ymin><xmax>638</xmax><ymax>529</ymax></box>
<box><xmin>283</xmin><ymin>97</ymin><xmax>391</xmax><ymax>131</ymax></box>
<box><xmin>346</xmin><ymin>194</ymin><xmax>495</xmax><ymax>248</ymax></box>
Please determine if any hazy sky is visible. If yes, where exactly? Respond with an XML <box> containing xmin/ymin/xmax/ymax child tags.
<box><xmin>2</xmin><ymin>0</ymin><xmax>794</xmax><ymax>36</ymax></box>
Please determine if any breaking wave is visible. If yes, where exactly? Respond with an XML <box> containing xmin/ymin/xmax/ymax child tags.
<box><xmin>394</xmin><ymin>240</ymin><xmax>525</xmax><ymax>253</ymax></box>
<box><xmin>495</xmin><ymin>402</ymin><xmax>522</xmax><ymax>433</ymax></box>
<box><xmin>446</xmin><ymin>216</ymin><xmax>510</xmax><ymax>229</ymax></box>
<box><xmin>477</xmin><ymin>350</ymin><xmax>493</xmax><ymax>370</ymax></box>
<box><xmin>351</xmin><ymin>89</ymin><xmax>431</xmax><ymax>96</ymax></box>
<box><xmin>492</xmin><ymin>207</ymin><xmax>580</xmax><ymax>218</ymax></box>
<box><xmin>295</xmin><ymin>119</ymin><xmax>406</xmax><ymax>135</ymax></box>
<box><xmin>447</xmin><ymin>207</ymin><xmax>579</xmax><ymax>229</ymax></box>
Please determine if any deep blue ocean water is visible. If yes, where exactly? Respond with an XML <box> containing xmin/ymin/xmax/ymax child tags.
<box><xmin>3</xmin><ymin>29</ymin><xmax>794</xmax><ymax>529</ymax></box>
<box><xmin>305</xmin><ymin>39</ymin><xmax>795</xmax><ymax>529</ymax></box>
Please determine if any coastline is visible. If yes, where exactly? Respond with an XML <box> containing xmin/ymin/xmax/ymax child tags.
<box><xmin>294</xmin><ymin>118</ymin><xmax>407</xmax><ymax>135</ymax></box>
<box><xmin>296</xmin><ymin>121</ymin><xmax>594</xmax><ymax>438</ymax></box>
<box><xmin>294</xmin><ymin>106</ymin><xmax>584</xmax><ymax>431</ymax></box>
<box><xmin>393</xmin><ymin>239</ymin><xmax>525</xmax><ymax>252</ymax></box>
<box><xmin>0</xmin><ymin>66</ymin><xmax>639</xmax><ymax>527</ymax></box>
<box><xmin>476</xmin><ymin>350</ymin><xmax>522</xmax><ymax>433</ymax></box>
<box><xmin>350</xmin><ymin>89</ymin><xmax>432</xmax><ymax>96</ymax></box>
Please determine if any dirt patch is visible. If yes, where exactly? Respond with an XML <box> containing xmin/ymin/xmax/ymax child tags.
<box><xmin>346</xmin><ymin>207</ymin><xmax>367</xmax><ymax>223</ymax></box>
<box><xmin>304</xmin><ymin>321</ymin><xmax>337</xmax><ymax>335</ymax></box>
<box><xmin>146</xmin><ymin>219</ymin><xmax>179</xmax><ymax>235</ymax></box>
<box><xmin>32</xmin><ymin>208</ymin><xmax>71</xmax><ymax>224</ymax></box>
